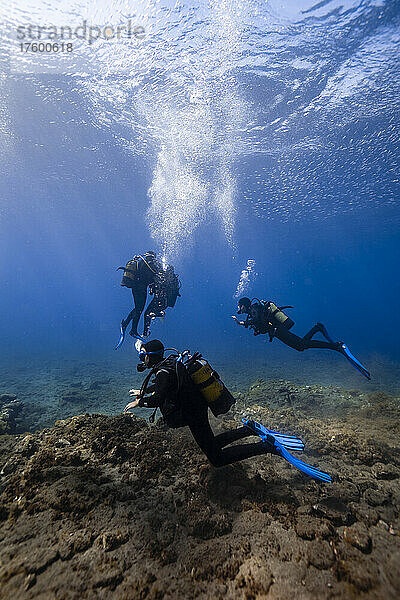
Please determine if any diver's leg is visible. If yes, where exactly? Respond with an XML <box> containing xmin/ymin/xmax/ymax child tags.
<box><xmin>122</xmin><ymin>311</ymin><xmax>133</xmax><ymax>328</ymax></box>
<box><xmin>276</xmin><ymin>328</ymin><xmax>340</xmax><ymax>352</ymax></box>
<box><xmin>300</xmin><ymin>325</ymin><xmax>339</xmax><ymax>350</ymax></box>
<box><xmin>304</xmin><ymin>339</ymin><xmax>341</xmax><ymax>350</ymax></box>
<box><xmin>214</xmin><ymin>441</ymin><xmax>272</xmax><ymax>466</ymax></box>
<box><xmin>214</xmin><ymin>426</ymin><xmax>254</xmax><ymax>447</ymax></box>
<box><xmin>302</xmin><ymin>324</ymin><xmax>322</xmax><ymax>341</ymax></box>
<box><xmin>143</xmin><ymin>297</ymin><xmax>157</xmax><ymax>337</ymax></box>
<box><xmin>303</xmin><ymin>323</ymin><xmax>333</xmax><ymax>342</ymax></box>
<box><xmin>316</xmin><ymin>322</ymin><xmax>334</xmax><ymax>342</ymax></box>
<box><xmin>187</xmin><ymin>406</ymin><xmax>271</xmax><ymax>467</ymax></box>
<box><xmin>275</xmin><ymin>329</ymin><xmax>306</xmax><ymax>351</ymax></box>
<box><xmin>129</xmin><ymin>284</ymin><xmax>147</xmax><ymax>335</ymax></box>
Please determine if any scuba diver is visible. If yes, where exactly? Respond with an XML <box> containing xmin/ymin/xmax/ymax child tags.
<box><xmin>116</xmin><ymin>251</ymin><xmax>160</xmax><ymax>344</ymax></box>
<box><xmin>143</xmin><ymin>265</ymin><xmax>181</xmax><ymax>338</ymax></box>
<box><xmin>115</xmin><ymin>253</ymin><xmax>181</xmax><ymax>347</ymax></box>
<box><xmin>123</xmin><ymin>339</ymin><xmax>332</xmax><ymax>482</ymax></box>
<box><xmin>232</xmin><ymin>297</ymin><xmax>370</xmax><ymax>380</ymax></box>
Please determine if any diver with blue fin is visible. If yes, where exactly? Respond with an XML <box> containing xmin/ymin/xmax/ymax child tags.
<box><xmin>123</xmin><ymin>339</ymin><xmax>332</xmax><ymax>482</ymax></box>
<box><xmin>232</xmin><ymin>297</ymin><xmax>370</xmax><ymax>380</ymax></box>
<box><xmin>115</xmin><ymin>251</ymin><xmax>181</xmax><ymax>348</ymax></box>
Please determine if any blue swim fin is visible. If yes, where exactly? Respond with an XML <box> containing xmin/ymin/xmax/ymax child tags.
<box><xmin>340</xmin><ymin>343</ymin><xmax>371</xmax><ymax>380</ymax></box>
<box><xmin>316</xmin><ymin>327</ymin><xmax>370</xmax><ymax>380</ymax></box>
<box><xmin>242</xmin><ymin>419</ymin><xmax>304</xmax><ymax>452</ymax></box>
<box><xmin>242</xmin><ymin>418</ymin><xmax>332</xmax><ymax>483</ymax></box>
<box><xmin>276</xmin><ymin>442</ymin><xmax>332</xmax><ymax>483</ymax></box>
<box><xmin>115</xmin><ymin>321</ymin><xmax>127</xmax><ymax>350</ymax></box>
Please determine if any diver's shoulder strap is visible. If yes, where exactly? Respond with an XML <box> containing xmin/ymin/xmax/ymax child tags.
<box><xmin>261</xmin><ymin>301</ymin><xmax>294</xmax><ymax>312</ymax></box>
<box><xmin>137</xmin><ymin>254</ymin><xmax>158</xmax><ymax>274</ymax></box>
<box><xmin>140</xmin><ymin>369</ymin><xmax>154</xmax><ymax>397</ymax></box>
<box><xmin>252</xmin><ymin>299</ymin><xmax>272</xmax><ymax>310</ymax></box>
<box><xmin>142</xmin><ymin>359</ymin><xmax>177</xmax><ymax>423</ymax></box>
<box><xmin>125</xmin><ymin>254</ymin><xmax>158</xmax><ymax>275</ymax></box>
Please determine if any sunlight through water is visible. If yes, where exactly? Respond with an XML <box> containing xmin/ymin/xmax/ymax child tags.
<box><xmin>1</xmin><ymin>0</ymin><xmax>399</xmax><ymax>260</ymax></box>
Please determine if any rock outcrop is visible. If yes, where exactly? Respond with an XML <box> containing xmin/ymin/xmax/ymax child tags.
<box><xmin>0</xmin><ymin>381</ymin><xmax>399</xmax><ymax>599</ymax></box>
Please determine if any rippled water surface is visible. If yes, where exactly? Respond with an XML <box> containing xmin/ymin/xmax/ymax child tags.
<box><xmin>0</xmin><ymin>1</ymin><xmax>399</xmax><ymax>376</ymax></box>
<box><xmin>2</xmin><ymin>1</ymin><xmax>399</xmax><ymax>256</ymax></box>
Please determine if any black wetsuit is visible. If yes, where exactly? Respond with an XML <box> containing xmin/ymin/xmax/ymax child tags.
<box><xmin>139</xmin><ymin>364</ymin><xmax>270</xmax><ymax>467</ymax></box>
<box><xmin>245</xmin><ymin>303</ymin><xmax>340</xmax><ymax>352</ymax></box>
<box><xmin>142</xmin><ymin>268</ymin><xmax>181</xmax><ymax>337</ymax></box>
<box><xmin>121</xmin><ymin>255</ymin><xmax>159</xmax><ymax>335</ymax></box>
<box><xmin>274</xmin><ymin>324</ymin><xmax>339</xmax><ymax>352</ymax></box>
<box><xmin>143</xmin><ymin>281</ymin><xmax>168</xmax><ymax>337</ymax></box>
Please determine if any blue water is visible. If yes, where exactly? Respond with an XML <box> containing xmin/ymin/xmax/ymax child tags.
<box><xmin>1</xmin><ymin>1</ymin><xmax>399</xmax><ymax>396</ymax></box>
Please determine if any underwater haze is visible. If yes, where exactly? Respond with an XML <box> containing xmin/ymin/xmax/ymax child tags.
<box><xmin>1</xmin><ymin>0</ymin><xmax>400</xmax><ymax>396</ymax></box>
<box><xmin>1</xmin><ymin>4</ymin><xmax>400</xmax><ymax>599</ymax></box>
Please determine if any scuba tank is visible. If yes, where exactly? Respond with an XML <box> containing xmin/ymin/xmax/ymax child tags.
<box><xmin>153</xmin><ymin>265</ymin><xmax>181</xmax><ymax>308</ymax></box>
<box><xmin>250</xmin><ymin>299</ymin><xmax>294</xmax><ymax>341</ymax></box>
<box><xmin>264</xmin><ymin>301</ymin><xmax>294</xmax><ymax>330</ymax></box>
<box><xmin>185</xmin><ymin>354</ymin><xmax>235</xmax><ymax>416</ymax></box>
<box><xmin>119</xmin><ymin>256</ymin><xmax>140</xmax><ymax>288</ymax></box>
<box><xmin>138</xmin><ymin>350</ymin><xmax>235</xmax><ymax>426</ymax></box>
<box><xmin>164</xmin><ymin>266</ymin><xmax>181</xmax><ymax>307</ymax></box>
<box><xmin>117</xmin><ymin>253</ymin><xmax>158</xmax><ymax>288</ymax></box>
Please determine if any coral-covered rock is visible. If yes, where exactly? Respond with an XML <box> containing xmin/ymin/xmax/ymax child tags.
<box><xmin>338</xmin><ymin>557</ymin><xmax>380</xmax><ymax>592</ymax></box>
<box><xmin>0</xmin><ymin>382</ymin><xmax>399</xmax><ymax>600</ymax></box>
<box><xmin>343</xmin><ymin>522</ymin><xmax>372</xmax><ymax>553</ymax></box>
<box><xmin>295</xmin><ymin>516</ymin><xmax>334</xmax><ymax>540</ymax></box>
<box><xmin>235</xmin><ymin>556</ymin><xmax>273</xmax><ymax>595</ymax></box>
<box><xmin>372</xmin><ymin>462</ymin><xmax>400</xmax><ymax>480</ymax></box>
<box><xmin>307</xmin><ymin>539</ymin><xmax>335</xmax><ymax>570</ymax></box>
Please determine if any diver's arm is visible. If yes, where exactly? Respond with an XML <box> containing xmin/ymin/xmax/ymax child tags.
<box><xmin>233</xmin><ymin>314</ymin><xmax>251</xmax><ymax>328</ymax></box>
<box><xmin>124</xmin><ymin>398</ymin><xmax>141</xmax><ymax>413</ymax></box>
<box><xmin>125</xmin><ymin>388</ymin><xmax>158</xmax><ymax>411</ymax></box>
<box><xmin>125</xmin><ymin>380</ymin><xmax>156</xmax><ymax>410</ymax></box>
<box><xmin>125</xmin><ymin>369</ymin><xmax>173</xmax><ymax>412</ymax></box>
<box><xmin>232</xmin><ymin>316</ymin><xmax>246</xmax><ymax>326</ymax></box>
<box><xmin>138</xmin><ymin>394</ymin><xmax>159</xmax><ymax>408</ymax></box>
<box><xmin>142</xmin><ymin>383</ymin><xmax>156</xmax><ymax>394</ymax></box>
<box><xmin>138</xmin><ymin>370</ymin><xmax>171</xmax><ymax>408</ymax></box>
<box><xmin>127</xmin><ymin>384</ymin><xmax>158</xmax><ymax>408</ymax></box>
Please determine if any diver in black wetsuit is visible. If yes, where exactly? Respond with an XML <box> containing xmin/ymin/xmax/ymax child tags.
<box><xmin>142</xmin><ymin>283</ymin><xmax>167</xmax><ymax>338</ymax></box>
<box><xmin>232</xmin><ymin>297</ymin><xmax>341</xmax><ymax>352</ymax></box>
<box><xmin>232</xmin><ymin>297</ymin><xmax>371</xmax><ymax>379</ymax></box>
<box><xmin>123</xmin><ymin>340</ymin><xmax>277</xmax><ymax>467</ymax></box>
<box><xmin>142</xmin><ymin>266</ymin><xmax>181</xmax><ymax>338</ymax></box>
<box><xmin>117</xmin><ymin>251</ymin><xmax>160</xmax><ymax>337</ymax></box>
